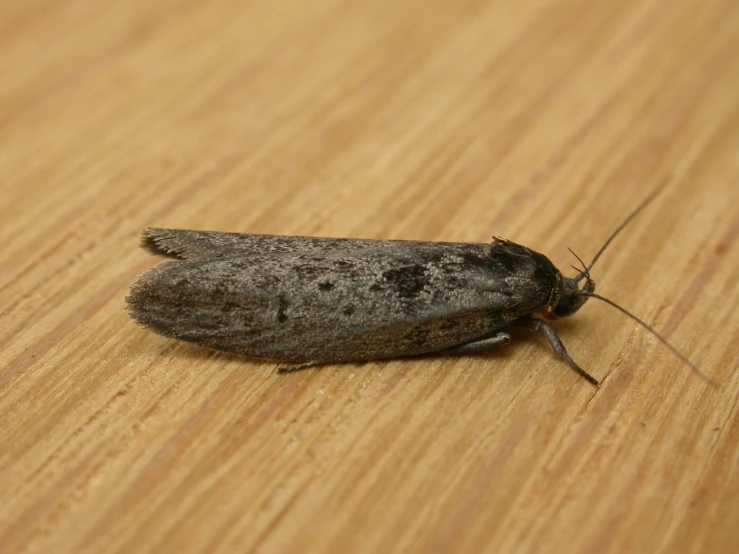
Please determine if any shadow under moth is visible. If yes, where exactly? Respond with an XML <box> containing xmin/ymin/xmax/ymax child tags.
<box><xmin>126</xmin><ymin>189</ymin><xmax>714</xmax><ymax>387</ymax></box>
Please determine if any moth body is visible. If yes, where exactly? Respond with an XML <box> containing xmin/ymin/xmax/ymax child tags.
<box><xmin>127</xmin><ymin>229</ymin><xmax>594</xmax><ymax>380</ymax></box>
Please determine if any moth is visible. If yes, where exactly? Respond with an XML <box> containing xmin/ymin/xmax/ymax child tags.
<box><xmin>126</xmin><ymin>189</ymin><xmax>712</xmax><ymax>387</ymax></box>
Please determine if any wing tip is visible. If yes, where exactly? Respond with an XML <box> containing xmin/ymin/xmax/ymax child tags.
<box><xmin>125</xmin><ymin>268</ymin><xmax>155</xmax><ymax>324</ymax></box>
<box><xmin>125</xmin><ymin>266</ymin><xmax>177</xmax><ymax>337</ymax></box>
<box><xmin>140</xmin><ymin>228</ymin><xmax>186</xmax><ymax>259</ymax></box>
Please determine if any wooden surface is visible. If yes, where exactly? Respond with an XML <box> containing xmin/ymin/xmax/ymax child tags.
<box><xmin>2</xmin><ymin>0</ymin><xmax>738</xmax><ymax>552</ymax></box>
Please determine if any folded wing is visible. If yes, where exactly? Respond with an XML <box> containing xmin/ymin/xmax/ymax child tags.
<box><xmin>127</xmin><ymin>239</ymin><xmax>555</xmax><ymax>362</ymax></box>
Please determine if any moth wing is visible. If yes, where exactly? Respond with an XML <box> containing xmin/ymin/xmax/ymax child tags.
<box><xmin>128</xmin><ymin>240</ymin><xmax>556</xmax><ymax>362</ymax></box>
<box><xmin>141</xmin><ymin>228</ymin><xmax>435</xmax><ymax>261</ymax></box>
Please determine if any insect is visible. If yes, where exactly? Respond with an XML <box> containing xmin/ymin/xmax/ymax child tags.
<box><xmin>126</xmin><ymin>188</ymin><xmax>713</xmax><ymax>387</ymax></box>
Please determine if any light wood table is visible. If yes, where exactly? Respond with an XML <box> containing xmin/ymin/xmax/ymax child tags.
<box><xmin>2</xmin><ymin>1</ymin><xmax>738</xmax><ymax>552</ymax></box>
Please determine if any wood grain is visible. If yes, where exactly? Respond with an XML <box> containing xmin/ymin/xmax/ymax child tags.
<box><xmin>1</xmin><ymin>0</ymin><xmax>738</xmax><ymax>552</ymax></box>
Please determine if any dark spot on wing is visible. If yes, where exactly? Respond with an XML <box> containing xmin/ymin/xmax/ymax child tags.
<box><xmin>277</xmin><ymin>295</ymin><xmax>289</xmax><ymax>323</ymax></box>
<box><xmin>318</xmin><ymin>281</ymin><xmax>334</xmax><ymax>291</ymax></box>
<box><xmin>381</xmin><ymin>265</ymin><xmax>431</xmax><ymax>299</ymax></box>
<box><xmin>343</xmin><ymin>305</ymin><xmax>355</xmax><ymax>316</ymax></box>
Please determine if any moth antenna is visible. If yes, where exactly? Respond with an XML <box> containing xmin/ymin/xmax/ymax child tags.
<box><xmin>575</xmin><ymin>177</ymin><xmax>669</xmax><ymax>283</ymax></box>
<box><xmin>575</xmin><ymin>291</ymin><xmax>718</xmax><ymax>388</ymax></box>
<box><xmin>568</xmin><ymin>247</ymin><xmax>590</xmax><ymax>280</ymax></box>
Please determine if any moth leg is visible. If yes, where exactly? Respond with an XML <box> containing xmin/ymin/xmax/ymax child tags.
<box><xmin>516</xmin><ymin>318</ymin><xmax>599</xmax><ymax>386</ymax></box>
<box><xmin>441</xmin><ymin>332</ymin><xmax>511</xmax><ymax>355</ymax></box>
<box><xmin>277</xmin><ymin>361</ymin><xmax>322</xmax><ymax>373</ymax></box>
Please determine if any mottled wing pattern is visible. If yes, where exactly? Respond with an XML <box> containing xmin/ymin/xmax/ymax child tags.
<box><xmin>128</xmin><ymin>233</ymin><xmax>559</xmax><ymax>362</ymax></box>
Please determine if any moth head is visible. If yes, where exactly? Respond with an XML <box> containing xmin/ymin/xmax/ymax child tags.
<box><xmin>548</xmin><ymin>273</ymin><xmax>595</xmax><ymax>319</ymax></box>
<box><xmin>543</xmin><ymin>246</ymin><xmax>595</xmax><ymax>320</ymax></box>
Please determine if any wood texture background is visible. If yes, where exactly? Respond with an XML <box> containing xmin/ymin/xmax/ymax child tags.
<box><xmin>2</xmin><ymin>0</ymin><xmax>738</xmax><ymax>552</ymax></box>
